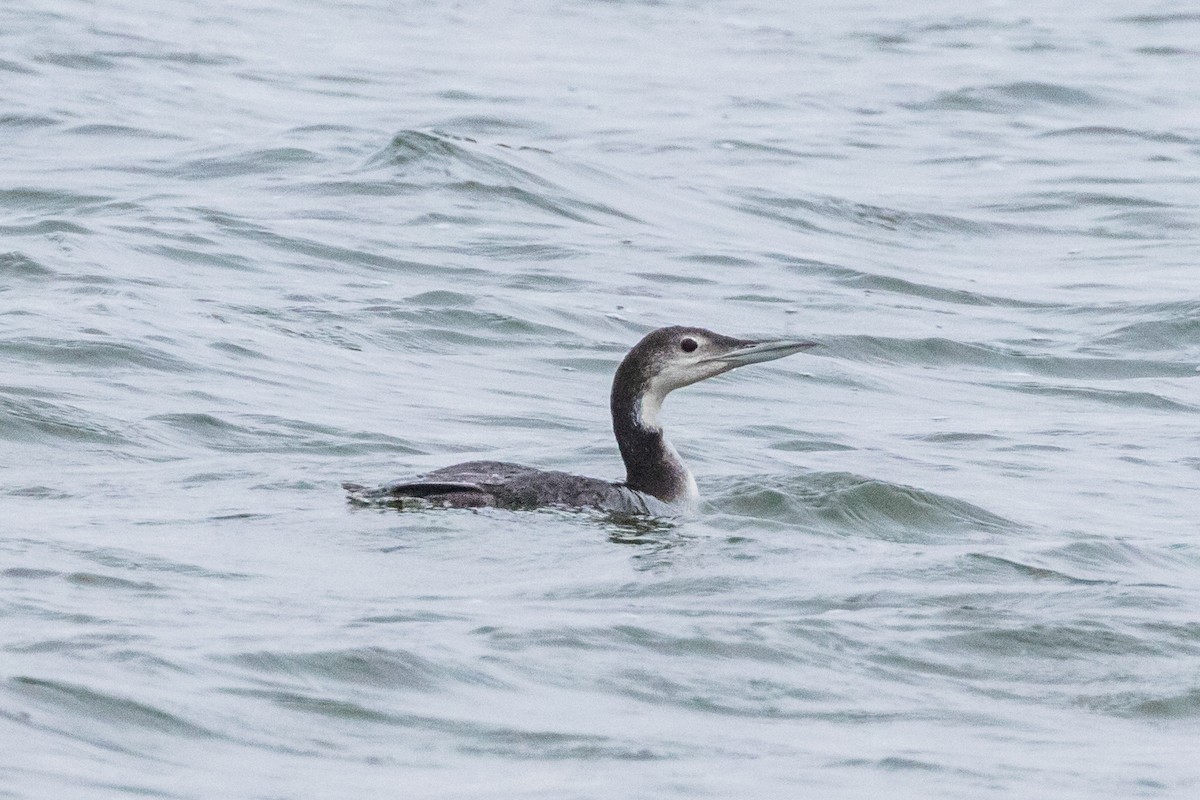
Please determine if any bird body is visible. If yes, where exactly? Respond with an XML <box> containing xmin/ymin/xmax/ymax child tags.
<box><xmin>344</xmin><ymin>326</ymin><xmax>815</xmax><ymax>513</ymax></box>
<box><xmin>345</xmin><ymin>460</ymin><xmax>669</xmax><ymax>514</ymax></box>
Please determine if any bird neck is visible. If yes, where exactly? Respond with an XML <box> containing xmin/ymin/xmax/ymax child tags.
<box><xmin>610</xmin><ymin>366</ymin><xmax>697</xmax><ymax>503</ymax></box>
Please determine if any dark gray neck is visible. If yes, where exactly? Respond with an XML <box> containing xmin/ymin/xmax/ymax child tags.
<box><xmin>610</xmin><ymin>359</ymin><xmax>693</xmax><ymax>503</ymax></box>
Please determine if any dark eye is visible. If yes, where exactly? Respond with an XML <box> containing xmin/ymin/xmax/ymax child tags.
<box><xmin>680</xmin><ymin>337</ymin><xmax>698</xmax><ymax>353</ymax></box>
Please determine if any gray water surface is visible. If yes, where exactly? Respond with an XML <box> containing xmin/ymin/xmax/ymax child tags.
<box><xmin>3</xmin><ymin>1</ymin><xmax>1200</xmax><ymax>797</ymax></box>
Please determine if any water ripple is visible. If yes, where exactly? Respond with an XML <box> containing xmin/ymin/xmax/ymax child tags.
<box><xmin>362</xmin><ymin>130</ymin><xmax>641</xmax><ymax>224</ymax></box>
<box><xmin>10</xmin><ymin>677</ymin><xmax>216</xmax><ymax>740</ymax></box>
<box><xmin>829</xmin><ymin>335</ymin><xmax>1199</xmax><ymax>378</ymax></box>
<box><xmin>714</xmin><ymin>472</ymin><xmax>1015</xmax><ymax>539</ymax></box>
<box><xmin>905</xmin><ymin>81</ymin><xmax>1105</xmax><ymax>113</ymax></box>
<box><xmin>224</xmin><ymin>646</ymin><xmax>497</xmax><ymax>691</ymax></box>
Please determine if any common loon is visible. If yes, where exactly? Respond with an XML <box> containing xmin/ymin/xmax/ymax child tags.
<box><xmin>343</xmin><ymin>326</ymin><xmax>816</xmax><ymax>513</ymax></box>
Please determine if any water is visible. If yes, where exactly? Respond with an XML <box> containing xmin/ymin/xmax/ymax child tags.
<box><xmin>3</xmin><ymin>0</ymin><xmax>1199</xmax><ymax>796</ymax></box>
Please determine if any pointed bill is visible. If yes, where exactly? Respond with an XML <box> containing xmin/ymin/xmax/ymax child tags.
<box><xmin>709</xmin><ymin>338</ymin><xmax>818</xmax><ymax>367</ymax></box>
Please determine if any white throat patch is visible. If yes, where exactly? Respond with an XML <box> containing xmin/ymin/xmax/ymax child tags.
<box><xmin>635</xmin><ymin>371</ymin><xmax>685</xmax><ymax>430</ymax></box>
<box><xmin>636</xmin><ymin>391</ymin><xmax>664</xmax><ymax>430</ymax></box>
<box><xmin>634</xmin><ymin>388</ymin><xmax>699</xmax><ymax>501</ymax></box>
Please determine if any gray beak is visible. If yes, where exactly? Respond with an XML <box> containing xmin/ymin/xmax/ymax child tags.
<box><xmin>711</xmin><ymin>338</ymin><xmax>818</xmax><ymax>367</ymax></box>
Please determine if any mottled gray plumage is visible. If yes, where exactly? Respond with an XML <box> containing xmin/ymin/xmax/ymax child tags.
<box><xmin>344</xmin><ymin>326</ymin><xmax>815</xmax><ymax>513</ymax></box>
<box><xmin>344</xmin><ymin>460</ymin><xmax>662</xmax><ymax>514</ymax></box>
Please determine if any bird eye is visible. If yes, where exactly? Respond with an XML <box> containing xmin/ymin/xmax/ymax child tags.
<box><xmin>680</xmin><ymin>337</ymin><xmax>698</xmax><ymax>353</ymax></box>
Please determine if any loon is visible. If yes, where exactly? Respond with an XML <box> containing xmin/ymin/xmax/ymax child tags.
<box><xmin>343</xmin><ymin>326</ymin><xmax>816</xmax><ymax>513</ymax></box>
